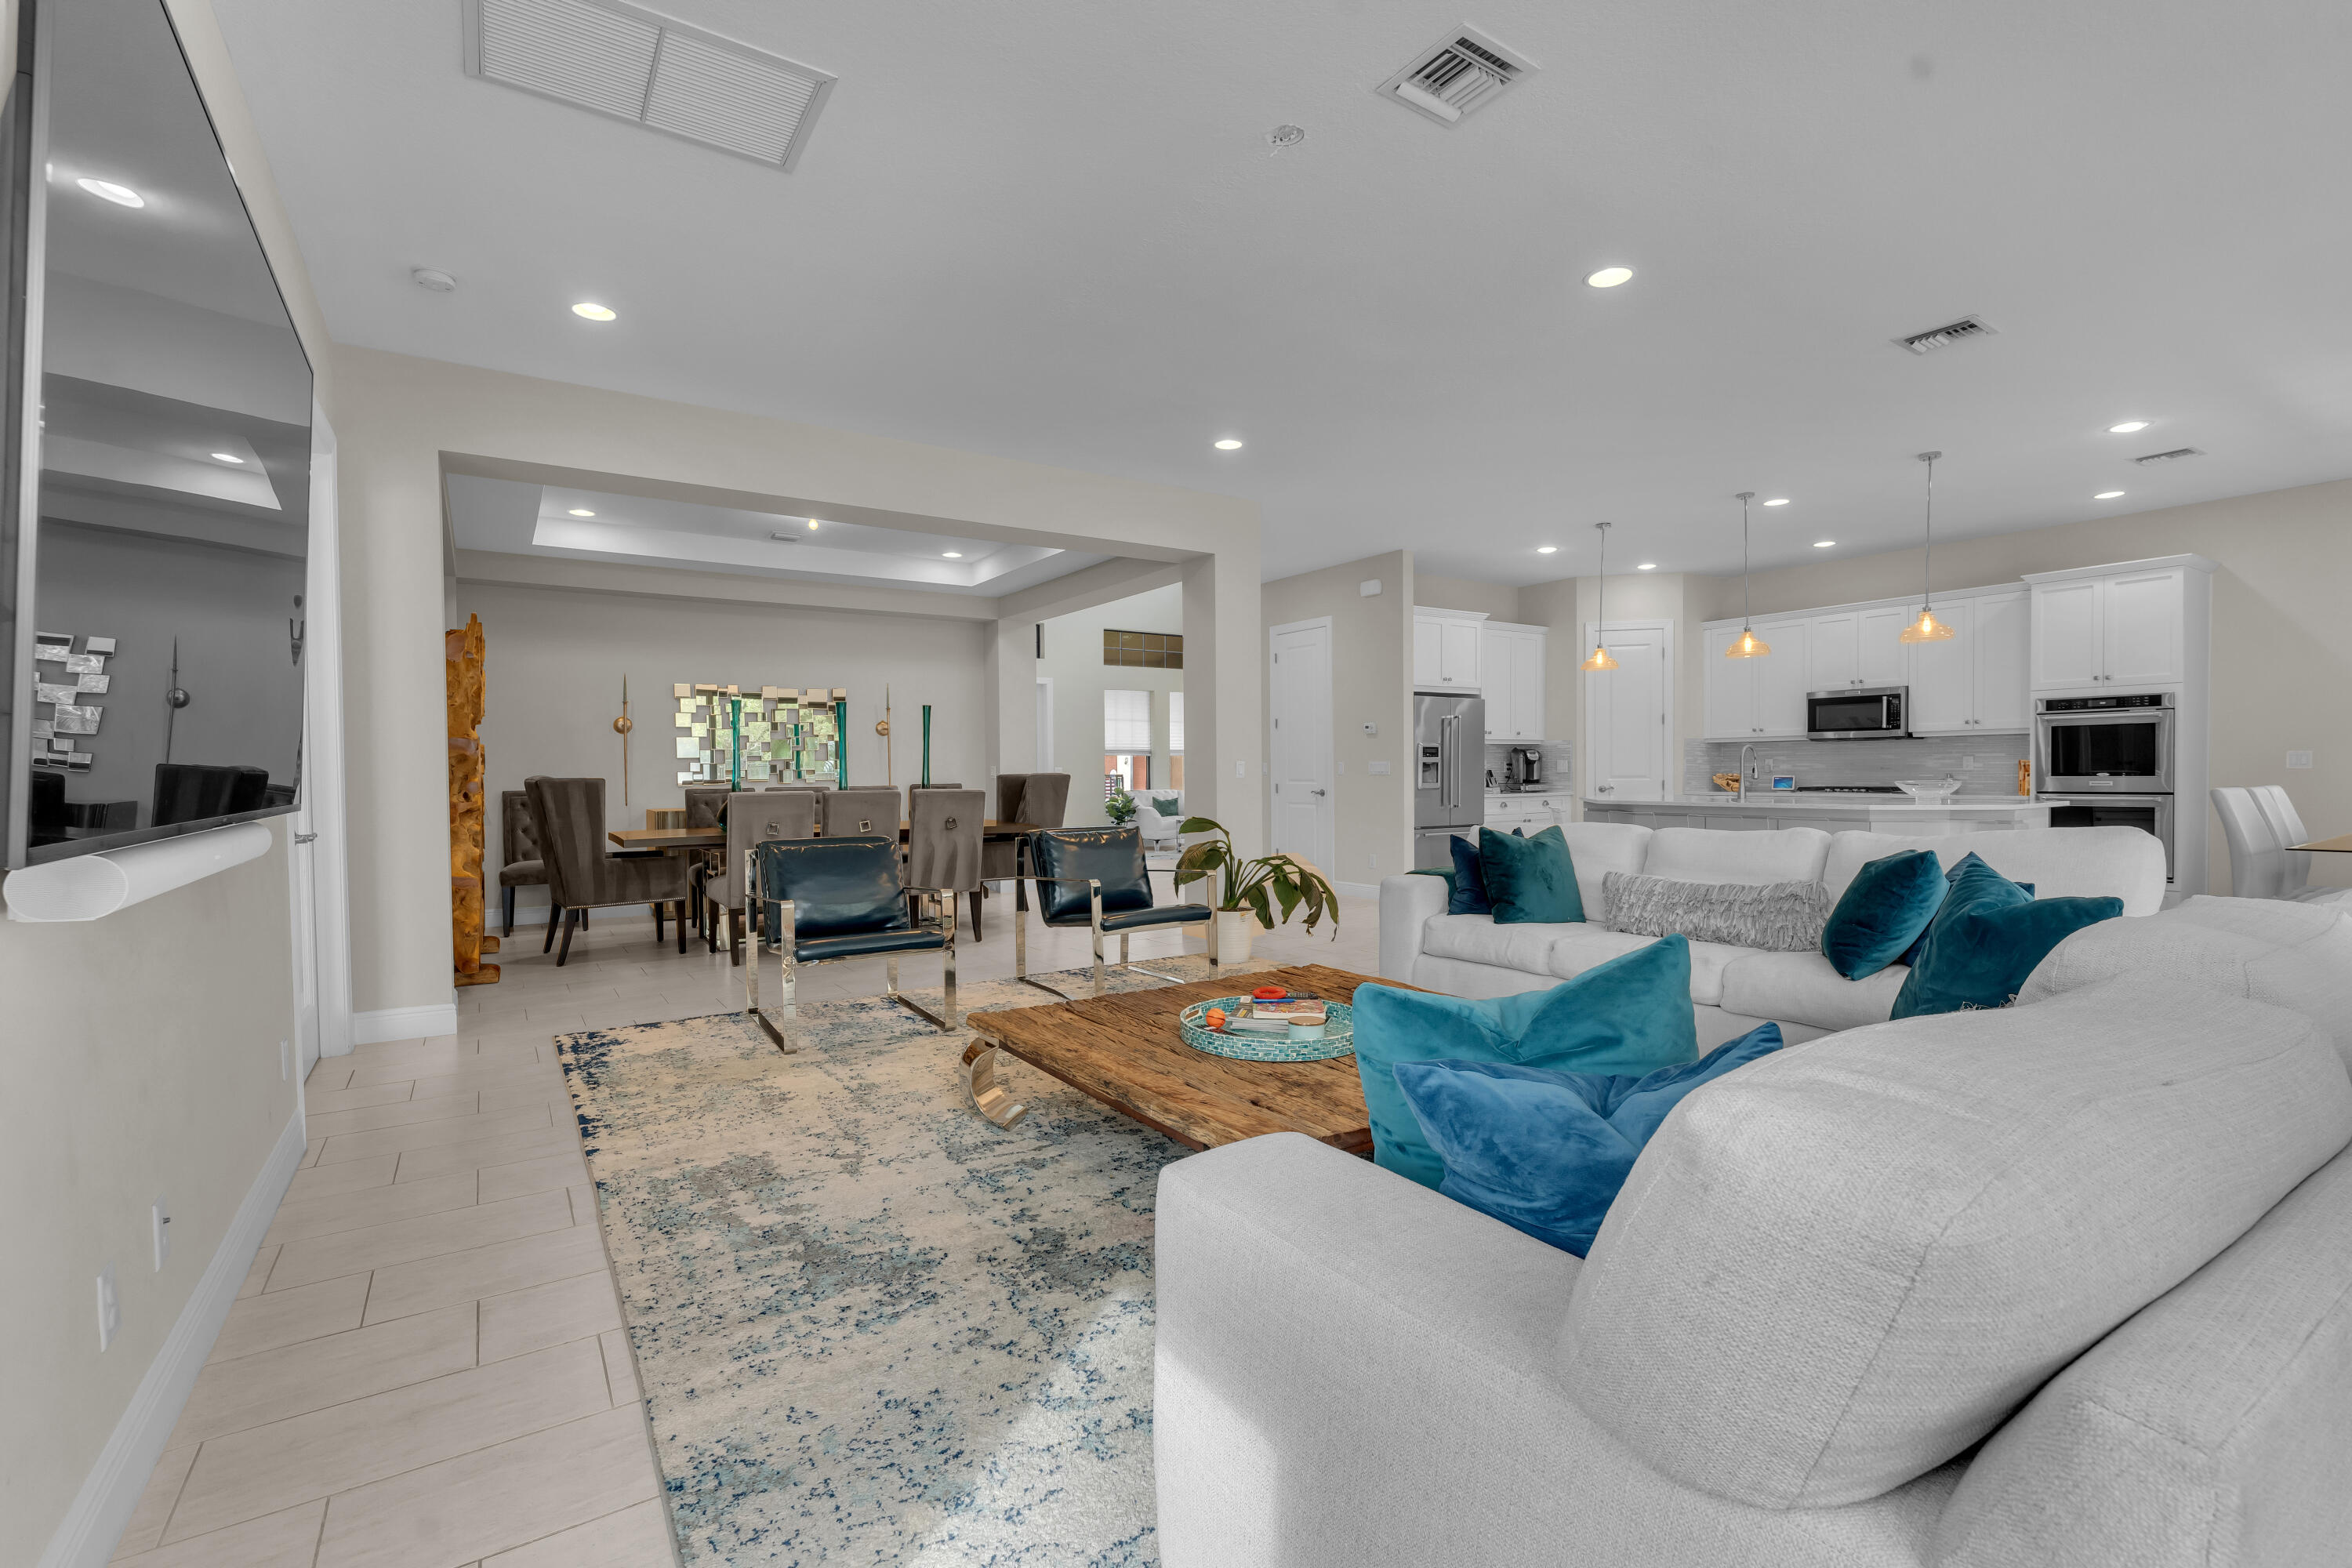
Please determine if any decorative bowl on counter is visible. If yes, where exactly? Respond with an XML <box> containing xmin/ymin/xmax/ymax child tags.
<box><xmin>1893</xmin><ymin>778</ymin><xmax>1964</xmax><ymax>804</ymax></box>
<box><xmin>1711</xmin><ymin>771</ymin><xmax>1743</xmax><ymax>793</ymax></box>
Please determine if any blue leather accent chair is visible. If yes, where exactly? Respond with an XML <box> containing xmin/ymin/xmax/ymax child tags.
<box><xmin>1015</xmin><ymin>824</ymin><xmax>1217</xmax><ymax>1000</ymax></box>
<box><xmin>742</xmin><ymin>835</ymin><xmax>957</xmax><ymax>1051</ymax></box>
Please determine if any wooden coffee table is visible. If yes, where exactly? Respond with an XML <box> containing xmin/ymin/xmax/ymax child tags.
<box><xmin>960</xmin><ymin>964</ymin><xmax>1411</xmax><ymax>1153</ymax></box>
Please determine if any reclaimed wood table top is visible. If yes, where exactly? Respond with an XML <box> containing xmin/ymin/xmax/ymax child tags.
<box><xmin>2292</xmin><ymin>833</ymin><xmax>2352</xmax><ymax>853</ymax></box>
<box><xmin>609</xmin><ymin>819</ymin><xmax>1037</xmax><ymax>851</ymax></box>
<box><xmin>966</xmin><ymin>963</ymin><xmax>1414</xmax><ymax>1155</ymax></box>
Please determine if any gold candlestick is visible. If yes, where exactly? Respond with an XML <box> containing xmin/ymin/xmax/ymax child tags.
<box><xmin>613</xmin><ymin>675</ymin><xmax>633</xmax><ymax>804</ymax></box>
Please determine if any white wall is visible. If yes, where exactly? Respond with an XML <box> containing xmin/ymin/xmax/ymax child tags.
<box><xmin>1035</xmin><ymin>584</ymin><xmax>1184</xmax><ymax>827</ymax></box>
<box><xmin>5</xmin><ymin>1</ymin><xmax>328</xmax><ymax>1557</ymax></box>
<box><xmin>458</xmin><ymin>579</ymin><xmax>991</xmax><ymax>917</ymax></box>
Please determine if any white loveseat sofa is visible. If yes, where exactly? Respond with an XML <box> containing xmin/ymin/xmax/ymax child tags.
<box><xmin>1378</xmin><ymin>824</ymin><xmax>2169</xmax><ymax>1045</ymax></box>
<box><xmin>1156</xmin><ymin>896</ymin><xmax>2352</xmax><ymax>1567</ymax></box>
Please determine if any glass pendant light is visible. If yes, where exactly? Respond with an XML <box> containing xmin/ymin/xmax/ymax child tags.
<box><xmin>1580</xmin><ymin>521</ymin><xmax>1619</xmax><ymax>671</ymax></box>
<box><xmin>1900</xmin><ymin>450</ymin><xmax>1957</xmax><ymax>643</ymax></box>
<box><xmin>1724</xmin><ymin>492</ymin><xmax>1770</xmax><ymax>658</ymax></box>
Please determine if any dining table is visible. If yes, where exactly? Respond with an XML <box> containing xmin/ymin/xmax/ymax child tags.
<box><xmin>607</xmin><ymin>819</ymin><xmax>1040</xmax><ymax>853</ymax></box>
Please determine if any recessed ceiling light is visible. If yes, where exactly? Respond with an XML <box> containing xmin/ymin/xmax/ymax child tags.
<box><xmin>571</xmin><ymin>302</ymin><xmax>616</xmax><ymax>321</ymax></box>
<box><xmin>2094</xmin><ymin>490</ymin><xmax>2125</xmax><ymax>499</ymax></box>
<box><xmin>1813</xmin><ymin>539</ymin><xmax>1836</xmax><ymax>548</ymax></box>
<box><xmin>209</xmin><ymin>452</ymin><xmax>244</xmax><ymax>464</ymax></box>
<box><xmin>942</xmin><ymin>551</ymin><xmax>963</xmax><ymax>558</ymax></box>
<box><xmin>1636</xmin><ymin>562</ymin><xmax>1657</xmax><ymax>571</ymax></box>
<box><xmin>806</xmin><ymin>519</ymin><xmax>821</xmax><ymax>530</ymax></box>
<box><xmin>2107</xmin><ymin>421</ymin><xmax>2149</xmax><ymax>434</ymax></box>
<box><xmin>1214</xmin><ymin>437</ymin><xmax>1243</xmax><ymax>451</ymax></box>
<box><xmin>1585</xmin><ymin>266</ymin><xmax>1634</xmax><ymax>288</ymax></box>
<box><xmin>77</xmin><ymin>177</ymin><xmax>143</xmax><ymax>208</ymax></box>
<box><xmin>1536</xmin><ymin>545</ymin><xmax>1558</xmax><ymax>554</ymax></box>
<box><xmin>567</xmin><ymin>508</ymin><xmax>594</xmax><ymax>517</ymax></box>
<box><xmin>1762</xmin><ymin>497</ymin><xmax>1790</xmax><ymax>506</ymax></box>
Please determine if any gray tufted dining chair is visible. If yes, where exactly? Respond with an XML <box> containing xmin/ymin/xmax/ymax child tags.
<box><xmin>527</xmin><ymin>776</ymin><xmax>691</xmax><ymax>965</ymax></box>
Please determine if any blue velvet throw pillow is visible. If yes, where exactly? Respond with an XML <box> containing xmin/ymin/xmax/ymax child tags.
<box><xmin>1448</xmin><ymin>833</ymin><xmax>1494</xmax><ymax>916</ymax></box>
<box><xmin>1892</xmin><ymin>856</ymin><xmax>2121</xmax><ymax>1018</ymax></box>
<box><xmin>1821</xmin><ymin>850</ymin><xmax>1948</xmax><ymax>980</ymax></box>
<box><xmin>1352</xmin><ymin>935</ymin><xmax>1698</xmax><ymax>1189</ymax></box>
<box><xmin>1895</xmin><ymin>852</ymin><xmax>2033</xmax><ymax>968</ymax></box>
<box><xmin>1395</xmin><ymin>1024</ymin><xmax>1786</xmax><ymax>1255</ymax></box>
<box><xmin>1479</xmin><ymin>825</ymin><xmax>1584</xmax><ymax>925</ymax></box>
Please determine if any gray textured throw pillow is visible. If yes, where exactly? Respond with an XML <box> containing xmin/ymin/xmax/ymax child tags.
<box><xmin>1603</xmin><ymin>871</ymin><xmax>1832</xmax><ymax>952</ymax></box>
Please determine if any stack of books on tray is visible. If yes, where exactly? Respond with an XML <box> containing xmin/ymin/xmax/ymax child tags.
<box><xmin>1223</xmin><ymin>996</ymin><xmax>1329</xmax><ymax>1037</ymax></box>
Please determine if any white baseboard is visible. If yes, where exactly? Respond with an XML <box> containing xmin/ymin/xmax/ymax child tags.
<box><xmin>38</xmin><ymin>1109</ymin><xmax>306</xmax><ymax>1568</ymax></box>
<box><xmin>1330</xmin><ymin>880</ymin><xmax>1382</xmax><ymax>901</ymax></box>
<box><xmin>353</xmin><ymin>1000</ymin><xmax>460</xmax><ymax>1044</ymax></box>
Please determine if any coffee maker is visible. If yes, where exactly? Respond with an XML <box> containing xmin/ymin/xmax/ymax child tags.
<box><xmin>1507</xmin><ymin>747</ymin><xmax>1542</xmax><ymax>789</ymax></box>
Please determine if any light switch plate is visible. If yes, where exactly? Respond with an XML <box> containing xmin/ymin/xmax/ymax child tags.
<box><xmin>1367</xmin><ymin>760</ymin><xmax>1391</xmax><ymax>775</ymax></box>
<box><xmin>97</xmin><ymin>1264</ymin><xmax>118</xmax><ymax>1351</ymax></box>
<box><xmin>152</xmin><ymin>1199</ymin><xmax>172</xmax><ymax>1270</ymax></box>
<box><xmin>2288</xmin><ymin>750</ymin><xmax>2314</xmax><ymax>770</ymax></box>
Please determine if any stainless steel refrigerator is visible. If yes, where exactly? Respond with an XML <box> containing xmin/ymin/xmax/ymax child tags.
<box><xmin>1413</xmin><ymin>691</ymin><xmax>1486</xmax><ymax>869</ymax></box>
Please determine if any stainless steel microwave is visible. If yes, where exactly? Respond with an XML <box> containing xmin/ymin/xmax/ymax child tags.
<box><xmin>1807</xmin><ymin>686</ymin><xmax>1909</xmax><ymax>741</ymax></box>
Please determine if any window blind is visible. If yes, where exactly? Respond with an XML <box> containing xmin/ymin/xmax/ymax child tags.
<box><xmin>1104</xmin><ymin>689</ymin><xmax>1151</xmax><ymax>752</ymax></box>
<box><xmin>1167</xmin><ymin>691</ymin><xmax>1184</xmax><ymax>752</ymax></box>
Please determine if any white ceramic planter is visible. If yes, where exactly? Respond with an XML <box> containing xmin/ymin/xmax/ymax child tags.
<box><xmin>1214</xmin><ymin>909</ymin><xmax>1257</xmax><ymax>965</ymax></box>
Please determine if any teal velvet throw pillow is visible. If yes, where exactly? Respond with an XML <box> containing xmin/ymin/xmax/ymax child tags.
<box><xmin>1393</xmin><ymin>1023</ymin><xmax>1784</xmax><ymax>1254</ymax></box>
<box><xmin>1820</xmin><ymin>850</ymin><xmax>1948</xmax><ymax>980</ymax></box>
<box><xmin>1479</xmin><ymin>825</ymin><xmax>1584</xmax><ymax>925</ymax></box>
<box><xmin>1896</xmin><ymin>852</ymin><xmax>2032</xmax><ymax>968</ymax></box>
<box><xmin>1892</xmin><ymin>855</ymin><xmax>2122</xmax><ymax>1018</ymax></box>
<box><xmin>1352</xmin><ymin>935</ymin><xmax>1699</xmax><ymax>1188</ymax></box>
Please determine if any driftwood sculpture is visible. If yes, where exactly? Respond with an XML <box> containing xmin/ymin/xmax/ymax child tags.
<box><xmin>448</xmin><ymin>614</ymin><xmax>498</xmax><ymax>985</ymax></box>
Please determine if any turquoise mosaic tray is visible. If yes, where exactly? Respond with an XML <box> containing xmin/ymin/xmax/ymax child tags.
<box><xmin>1178</xmin><ymin>997</ymin><xmax>1356</xmax><ymax>1062</ymax></box>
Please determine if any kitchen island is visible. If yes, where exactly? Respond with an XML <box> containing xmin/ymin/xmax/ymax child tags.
<box><xmin>1582</xmin><ymin>793</ymin><xmax>2050</xmax><ymax>833</ymax></box>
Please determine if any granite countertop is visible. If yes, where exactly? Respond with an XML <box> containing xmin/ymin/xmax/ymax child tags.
<box><xmin>1602</xmin><ymin>793</ymin><xmax>2045</xmax><ymax>812</ymax></box>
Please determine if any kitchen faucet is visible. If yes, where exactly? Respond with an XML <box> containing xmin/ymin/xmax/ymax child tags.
<box><xmin>1739</xmin><ymin>743</ymin><xmax>1760</xmax><ymax>802</ymax></box>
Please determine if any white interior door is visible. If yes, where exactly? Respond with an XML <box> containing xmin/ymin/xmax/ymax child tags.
<box><xmin>1034</xmin><ymin>677</ymin><xmax>1054</xmax><ymax>771</ymax></box>
<box><xmin>1269</xmin><ymin>619</ymin><xmax>1335</xmax><ymax>875</ymax></box>
<box><xmin>1585</xmin><ymin>621</ymin><xmax>1672</xmax><ymax>803</ymax></box>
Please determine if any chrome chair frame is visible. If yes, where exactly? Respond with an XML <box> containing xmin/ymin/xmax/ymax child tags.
<box><xmin>1011</xmin><ymin>835</ymin><xmax>1217</xmax><ymax>1001</ymax></box>
<box><xmin>741</xmin><ymin>846</ymin><xmax>959</xmax><ymax>1052</ymax></box>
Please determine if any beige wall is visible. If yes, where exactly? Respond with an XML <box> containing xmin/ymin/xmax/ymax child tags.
<box><xmin>1261</xmin><ymin>552</ymin><xmax>1415</xmax><ymax>887</ymax></box>
<box><xmin>1036</xmin><ymin>585</ymin><xmax>1184</xmax><ymax>828</ymax></box>
<box><xmin>335</xmin><ymin>347</ymin><xmax>1260</xmax><ymax>1017</ymax></box>
<box><xmin>456</xmin><ymin>579</ymin><xmax>995</xmax><ymax>917</ymax></box>
<box><xmin>1682</xmin><ymin>478</ymin><xmax>2352</xmax><ymax>891</ymax></box>
<box><xmin>6</xmin><ymin>2</ymin><xmax>311</xmax><ymax>1553</ymax></box>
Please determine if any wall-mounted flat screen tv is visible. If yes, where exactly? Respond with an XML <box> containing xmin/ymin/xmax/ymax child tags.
<box><xmin>2</xmin><ymin>0</ymin><xmax>314</xmax><ymax>868</ymax></box>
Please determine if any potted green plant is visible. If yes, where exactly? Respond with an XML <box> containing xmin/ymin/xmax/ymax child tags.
<box><xmin>1171</xmin><ymin>816</ymin><xmax>1340</xmax><ymax>964</ymax></box>
<box><xmin>1105</xmin><ymin>788</ymin><xmax>1139</xmax><ymax>826</ymax></box>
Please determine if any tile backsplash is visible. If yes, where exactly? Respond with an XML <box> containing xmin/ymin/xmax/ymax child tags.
<box><xmin>1684</xmin><ymin>735</ymin><xmax>2032</xmax><ymax>797</ymax></box>
<box><xmin>1486</xmin><ymin>740</ymin><xmax>1573</xmax><ymax>793</ymax></box>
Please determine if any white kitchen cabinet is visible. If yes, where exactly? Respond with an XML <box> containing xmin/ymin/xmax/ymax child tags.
<box><xmin>2028</xmin><ymin>564</ymin><xmax>2194</xmax><ymax>691</ymax></box>
<box><xmin>1907</xmin><ymin>597</ymin><xmax>1974</xmax><ymax>732</ymax></box>
<box><xmin>1704</xmin><ymin>619</ymin><xmax>1808</xmax><ymax>738</ymax></box>
<box><xmin>1808</xmin><ymin>613</ymin><xmax>1860</xmax><ymax>691</ymax></box>
<box><xmin>1485</xmin><ymin>791</ymin><xmax>1573</xmax><ymax>833</ymax></box>
<box><xmin>1859</xmin><ymin>607</ymin><xmax>1913</xmax><ymax>688</ymax></box>
<box><xmin>1973</xmin><ymin>591</ymin><xmax>2031</xmax><ymax>731</ymax></box>
<box><xmin>1414</xmin><ymin>608</ymin><xmax>1486</xmax><ymax>691</ymax></box>
<box><xmin>1909</xmin><ymin>590</ymin><xmax>2031</xmax><ymax>734</ymax></box>
<box><xmin>1479</xmin><ymin>622</ymin><xmax>1548</xmax><ymax>740</ymax></box>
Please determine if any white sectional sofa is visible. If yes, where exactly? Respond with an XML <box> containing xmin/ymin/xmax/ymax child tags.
<box><xmin>1378</xmin><ymin>823</ymin><xmax>2169</xmax><ymax>1045</ymax></box>
<box><xmin>1158</xmin><ymin>895</ymin><xmax>2352</xmax><ymax>1566</ymax></box>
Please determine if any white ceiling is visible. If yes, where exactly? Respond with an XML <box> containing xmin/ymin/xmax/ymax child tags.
<box><xmin>213</xmin><ymin>0</ymin><xmax>2352</xmax><ymax>586</ymax></box>
<box><xmin>445</xmin><ymin>474</ymin><xmax>1108</xmax><ymax>594</ymax></box>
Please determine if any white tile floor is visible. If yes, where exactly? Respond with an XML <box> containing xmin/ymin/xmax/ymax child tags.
<box><xmin>117</xmin><ymin>882</ymin><xmax>1377</xmax><ymax>1567</ymax></box>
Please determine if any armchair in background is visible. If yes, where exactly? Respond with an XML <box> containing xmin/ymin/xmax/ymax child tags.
<box><xmin>1015</xmin><ymin>823</ymin><xmax>1216</xmax><ymax>1000</ymax></box>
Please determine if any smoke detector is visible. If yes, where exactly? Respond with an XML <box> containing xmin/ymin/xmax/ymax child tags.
<box><xmin>463</xmin><ymin>0</ymin><xmax>836</xmax><ymax>171</ymax></box>
<box><xmin>2132</xmin><ymin>446</ymin><xmax>2204</xmax><ymax>465</ymax></box>
<box><xmin>1377</xmin><ymin>26</ymin><xmax>1537</xmax><ymax>126</ymax></box>
<box><xmin>1894</xmin><ymin>315</ymin><xmax>1998</xmax><ymax>355</ymax></box>
<box><xmin>412</xmin><ymin>267</ymin><xmax>457</xmax><ymax>292</ymax></box>
<box><xmin>767</xmin><ymin>532</ymin><xmax>804</xmax><ymax>543</ymax></box>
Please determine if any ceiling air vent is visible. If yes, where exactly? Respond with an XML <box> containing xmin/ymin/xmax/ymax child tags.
<box><xmin>1377</xmin><ymin>26</ymin><xmax>1537</xmax><ymax>125</ymax></box>
<box><xmin>2133</xmin><ymin>446</ymin><xmax>2204</xmax><ymax>465</ymax></box>
<box><xmin>1894</xmin><ymin>315</ymin><xmax>1998</xmax><ymax>355</ymax></box>
<box><xmin>463</xmin><ymin>0</ymin><xmax>835</xmax><ymax>171</ymax></box>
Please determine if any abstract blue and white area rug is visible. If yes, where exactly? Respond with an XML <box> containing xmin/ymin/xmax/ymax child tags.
<box><xmin>553</xmin><ymin>956</ymin><xmax>1267</xmax><ymax>1567</ymax></box>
